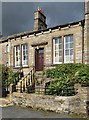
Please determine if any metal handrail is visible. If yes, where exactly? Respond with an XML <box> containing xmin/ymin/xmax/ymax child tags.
<box><xmin>21</xmin><ymin>68</ymin><xmax>34</xmax><ymax>82</ymax></box>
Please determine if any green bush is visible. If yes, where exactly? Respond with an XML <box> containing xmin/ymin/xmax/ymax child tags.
<box><xmin>45</xmin><ymin>63</ymin><xmax>89</xmax><ymax>96</ymax></box>
<box><xmin>1</xmin><ymin>64</ymin><xmax>19</xmax><ymax>87</ymax></box>
<box><xmin>1</xmin><ymin>64</ymin><xmax>9</xmax><ymax>87</ymax></box>
<box><xmin>74</xmin><ymin>65</ymin><xmax>89</xmax><ymax>86</ymax></box>
<box><xmin>46</xmin><ymin>77</ymin><xmax>75</xmax><ymax>96</ymax></box>
<box><xmin>1</xmin><ymin>64</ymin><xmax>20</xmax><ymax>97</ymax></box>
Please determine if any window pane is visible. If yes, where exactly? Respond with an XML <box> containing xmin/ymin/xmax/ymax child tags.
<box><xmin>66</xmin><ymin>56</ymin><xmax>70</xmax><ymax>61</ymax></box>
<box><xmin>55</xmin><ymin>57</ymin><xmax>59</xmax><ymax>62</ymax></box>
<box><xmin>64</xmin><ymin>35</ymin><xmax>73</xmax><ymax>63</ymax></box>
<box><xmin>26</xmin><ymin>50</ymin><xmax>28</xmax><ymax>54</ymax></box>
<box><xmin>23</xmin><ymin>56</ymin><xmax>25</xmax><ymax>60</ymax></box>
<box><xmin>65</xmin><ymin>43</ymin><xmax>69</xmax><ymax>49</ymax></box>
<box><xmin>16</xmin><ymin>57</ymin><xmax>18</xmax><ymax>61</ymax></box>
<box><xmin>39</xmin><ymin>49</ymin><xmax>44</xmax><ymax>53</ymax></box>
<box><xmin>59</xmin><ymin>38</ymin><xmax>62</xmax><ymax>44</ymax></box>
<box><xmin>53</xmin><ymin>37</ymin><xmax>62</xmax><ymax>63</ymax></box>
<box><xmin>65</xmin><ymin>50</ymin><xmax>69</xmax><ymax>55</ymax></box>
<box><xmin>59</xmin><ymin>44</ymin><xmax>62</xmax><ymax>49</ymax></box>
<box><xmin>70</xmin><ymin>43</ymin><xmax>73</xmax><ymax>48</ymax></box>
<box><xmin>55</xmin><ymin>44</ymin><xmax>59</xmax><ymax>50</ymax></box>
<box><xmin>65</xmin><ymin>36</ymin><xmax>69</xmax><ymax>43</ymax></box>
<box><xmin>70</xmin><ymin>49</ymin><xmax>73</xmax><ymax>55</ymax></box>
<box><xmin>26</xmin><ymin>44</ymin><xmax>28</xmax><ymax>49</ymax></box>
<box><xmin>70</xmin><ymin>35</ymin><xmax>73</xmax><ymax>42</ymax></box>
<box><xmin>25</xmin><ymin>60</ymin><xmax>28</xmax><ymax>65</ymax></box>
<box><xmin>16</xmin><ymin>52</ymin><xmax>18</xmax><ymax>56</ymax></box>
<box><xmin>59</xmin><ymin>50</ymin><xmax>62</xmax><ymax>56</ymax></box>
<box><xmin>70</xmin><ymin>55</ymin><xmax>73</xmax><ymax>61</ymax></box>
<box><xmin>22</xmin><ymin>44</ymin><xmax>28</xmax><ymax>65</ymax></box>
<box><xmin>55</xmin><ymin>51</ymin><xmax>59</xmax><ymax>57</ymax></box>
<box><xmin>59</xmin><ymin>56</ymin><xmax>62</xmax><ymax>62</ymax></box>
<box><xmin>15</xmin><ymin>45</ymin><xmax>20</xmax><ymax>67</ymax></box>
<box><xmin>55</xmin><ymin>39</ymin><xmax>58</xmax><ymax>44</ymax></box>
<box><xmin>23</xmin><ymin>45</ymin><xmax>25</xmax><ymax>50</ymax></box>
<box><xmin>23</xmin><ymin>51</ymin><xmax>25</xmax><ymax>55</ymax></box>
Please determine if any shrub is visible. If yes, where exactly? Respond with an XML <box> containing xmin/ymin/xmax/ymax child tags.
<box><xmin>1</xmin><ymin>64</ymin><xmax>19</xmax><ymax>96</ymax></box>
<box><xmin>74</xmin><ymin>65</ymin><xmax>89</xmax><ymax>86</ymax></box>
<box><xmin>45</xmin><ymin>63</ymin><xmax>89</xmax><ymax>96</ymax></box>
<box><xmin>1</xmin><ymin>65</ymin><xmax>19</xmax><ymax>87</ymax></box>
<box><xmin>1</xmin><ymin>64</ymin><xmax>9</xmax><ymax>87</ymax></box>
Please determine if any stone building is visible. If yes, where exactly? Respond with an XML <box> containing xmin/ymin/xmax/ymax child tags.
<box><xmin>0</xmin><ymin>1</ymin><xmax>89</xmax><ymax>76</ymax></box>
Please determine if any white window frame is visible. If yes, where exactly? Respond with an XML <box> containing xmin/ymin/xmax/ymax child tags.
<box><xmin>64</xmin><ymin>35</ymin><xmax>74</xmax><ymax>63</ymax></box>
<box><xmin>53</xmin><ymin>37</ymin><xmax>62</xmax><ymax>64</ymax></box>
<box><xmin>15</xmin><ymin>45</ymin><xmax>20</xmax><ymax>67</ymax></box>
<box><xmin>22</xmin><ymin>44</ymin><xmax>28</xmax><ymax>67</ymax></box>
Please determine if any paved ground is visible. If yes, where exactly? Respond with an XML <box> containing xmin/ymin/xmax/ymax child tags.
<box><xmin>1</xmin><ymin>106</ymin><xmax>87</xmax><ymax>119</ymax></box>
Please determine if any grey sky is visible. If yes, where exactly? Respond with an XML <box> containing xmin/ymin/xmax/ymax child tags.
<box><xmin>2</xmin><ymin>2</ymin><xmax>84</xmax><ymax>36</ymax></box>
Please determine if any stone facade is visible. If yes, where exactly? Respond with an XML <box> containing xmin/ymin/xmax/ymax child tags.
<box><xmin>10</xmin><ymin>84</ymin><xmax>89</xmax><ymax>117</ymax></box>
<box><xmin>0</xmin><ymin>2</ymin><xmax>89</xmax><ymax>75</ymax></box>
<box><xmin>84</xmin><ymin>1</ymin><xmax>89</xmax><ymax>64</ymax></box>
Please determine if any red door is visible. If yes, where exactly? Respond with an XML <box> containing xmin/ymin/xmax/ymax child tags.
<box><xmin>35</xmin><ymin>48</ymin><xmax>44</xmax><ymax>71</ymax></box>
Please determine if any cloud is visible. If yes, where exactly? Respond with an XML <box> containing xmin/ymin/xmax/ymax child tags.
<box><xmin>2</xmin><ymin>2</ymin><xmax>84</xmax><ymax>36</ymax></box>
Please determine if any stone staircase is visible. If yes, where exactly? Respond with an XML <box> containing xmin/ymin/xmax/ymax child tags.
<box><xmin>35</xmin><ymin>71</ymin><xmax>51</xmax><ymax>94</ymax></box>
<box><xmin>35</xmin><ymin>71</ymin><xmax>45</xmax><ymax>94</ymax></box>
<box><xmin>35</xmin><ymin>71</ymin><xmax>43</xmax><ymax>84</ymax></box>
<box><xmin>12</xmin><ymin>70</ymin><xmax>51</xmax><ymax>94</ymax></box>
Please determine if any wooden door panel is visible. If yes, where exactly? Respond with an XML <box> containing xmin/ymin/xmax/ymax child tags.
<box><xmin>35</xmin><ymin>48</ymin><xmax>44</xmax><ymax>71</ymax></box>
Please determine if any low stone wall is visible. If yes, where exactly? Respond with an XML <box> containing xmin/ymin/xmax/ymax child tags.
<box><xmin>10</xmin><ymin>84</ymin><xmax>89</xmax><ymax>117</ymax></box>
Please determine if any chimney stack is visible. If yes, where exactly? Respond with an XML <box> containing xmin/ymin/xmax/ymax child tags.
<box><xmin>34</xmin><ymin>7</ymin><xmax>47</xmax><ymax>31</ymax></box>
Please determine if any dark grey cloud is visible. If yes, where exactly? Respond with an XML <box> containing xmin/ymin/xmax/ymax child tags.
<box><xmin>2</xmin><ymin>2</ymin><xmax>84</xmax><ymax>36</ymax></box>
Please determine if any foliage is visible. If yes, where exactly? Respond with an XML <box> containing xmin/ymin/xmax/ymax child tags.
<box><xmin>74</xmin><ymin>65</ymin><xmax>89</xmax><ymax>86</ymax></box>
<box><xmin>1</xmin><ymin>64</ymin><xmax>19</xmax><ymax>87</ymax></box>
<box><xmin>1</xmin><ymin>64</ymin><xmax>20</xmax><ymax>97</ymax></box>
<box><xmin>8</xmin><ymin>69</ymin><xmax>19</xmax><ymax>86</ymax></box>
<box><xmin>45</xmin><ymin>63</ymin><xmax>89</xmax><ymax>96</ymax></box>
<box><xmin>1</xmin><ymin>64</ymin><xmax>9</xmax><ymax>87</ymax></box>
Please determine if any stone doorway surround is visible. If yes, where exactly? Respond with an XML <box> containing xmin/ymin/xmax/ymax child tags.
<box><xmin>31</xmin><ymin>41</ymin><xmax>48</xmax><ymax>71</ymax></box>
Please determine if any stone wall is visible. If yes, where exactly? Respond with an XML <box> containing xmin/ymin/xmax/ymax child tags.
<box><xmin>84</xmin><ymin>1</ymin><xmax>89</xmax><ymax>64</ymax></box>
<box><xmin>10</xmin><ymin>84</ymin><xmax>89</xmax><ymax>117</ymax></box>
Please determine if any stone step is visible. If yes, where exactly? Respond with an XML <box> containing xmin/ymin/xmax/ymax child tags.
<box><xmin>35</xmin><ymin>72</ymin><xmax>43</xmax><ymax>77</ymax></box>
<box><xmin>35</xmin><ymin>84</ymin><xmax>45</xmax><ymax>93</ymax></box>
<box><xmin>35</xmin><ymin>71</ymin><xmax>44</xmax><ymax>85</ymax></box>
<box><xmin>35</xmin><ymin>71</ymin><xmax>43</xmax><ymax>73</ymax></box>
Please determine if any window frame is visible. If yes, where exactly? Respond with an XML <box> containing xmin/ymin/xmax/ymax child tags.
<box><xmin>53</xmin><ymin>37</ymin><xmax>63</xmax><ymax>64</ymax></box>
<box><xmin>22</xmin><ymin>44</ymin><xmax>28</xmax><ymax>67</ymax></box>
<box><xmin>53</xmin><ymin>34</ymin><xmax>74</xmax><ymax>65</ymax></box>
<box><xmin>64</xmin><ymin>34</ymin><xmax>74</xmax><ymax>63</ymax></box>
<box><xmin>14</xmin><ymin>45</ymin><xmax>20</xmax><ymax>67</ymax></box>
<box><xmin>14</xmin><ymin>43</ymin><xmax>28</xmax><ymax>68</ymax></box>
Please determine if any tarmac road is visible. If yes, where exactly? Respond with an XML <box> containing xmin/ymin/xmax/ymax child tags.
<box><xmin>1</xmin><ymin>106</ymin><xmax>87</xmax><ymax>119</ymax></box>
